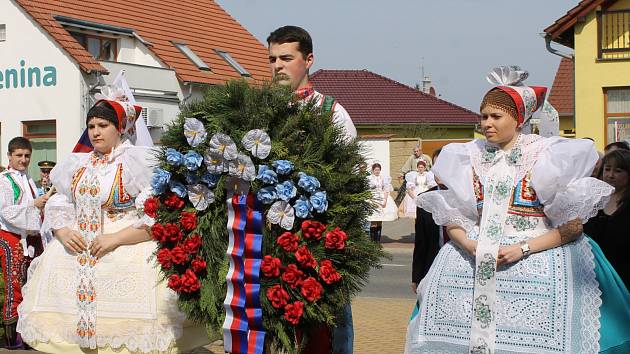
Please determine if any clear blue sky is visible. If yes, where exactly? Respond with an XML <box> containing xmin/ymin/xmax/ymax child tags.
<box><xmin>215</xmin><ymin>0</ymin><xmax>576</xmax><ymax>112</ymax></box>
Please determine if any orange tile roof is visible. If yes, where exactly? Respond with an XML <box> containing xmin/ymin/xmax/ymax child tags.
<box><xmin>548</xmin><ymin>58</ymin><xmax>574</xmax><ymax>116</ymax></box>
<box><xmin>544</xmin><ymin>0</ymin><xmax>607</xmax><ymax>48</ymax></box>
<box><xmin>15</xmin><ymin>0</ymin><xmax>272</xmax><ymax>84</ymax></box>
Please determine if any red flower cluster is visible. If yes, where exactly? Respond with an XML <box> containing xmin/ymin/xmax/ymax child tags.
<box><xmin>325</xmin><ymin>228</ymin><xmax>348</xmax><ymax>250</ymax></box>
<box><xmin>283</xmin><ymin>301</ymin><xmax>304</xmax><ymax>325</ymax></box>
<box><xmin>152</xmin><ymin>223</ymin><xmax>184</xmax><ymax>244</ymax></box>
<box><xmin>183</xmin><ymin>234</ymin><xmax>202</xmax><ymax>254</ymax></box>
<box><xmin>261</xmin><ymin>256</ymin><xmax>282</xmax><ymax>278</ymax></box>
<box><xmin>281</xmin><ymin>264</ymin><xmax>305</xmax><ymax>288</ymax></box>
<box><xmin>318</xmin><ymin>260</ymin><xmax>341</xmax><ymax>284</ymax></box>
<box><xmin>300</xmin><ymin>277</ymin><xmax>323</xmax><ymax>302</ymax></box>
<box><xmin>180</xmin><ymin>212</ymin><xmax>197</xmax><ymax>232</ymax></box>
<box><xmin>295</xmin><ymin>246</ymin><xmax>317</xmax><ymax>269</ymax></box>
<box><xmin>301</xmin><ymin>220</ymin><xmax>326</xmax><ymax>240</ymax></box>
<box><xmin>164</xmin><ymin>192</ymin><xmax>185</xmax><ymax>210</ymax></box>
<box><xmin>168</xmin><ymin>269</ymin><xmax>200</xmax><ymax>293</ymax></box>
<box><xmin>143</xmin><ymin>197</ymin><xmax>159</xmax><ymax>218</ymax></box>
<box><xmin>277</xmin><ymin>232</ymin><xmax>299</xmax><ymax>252</ymax></box>
<box><xmin>266</xmin><ymin>285</ymin><xmax>305</xmax><ymax>325</ymax></box>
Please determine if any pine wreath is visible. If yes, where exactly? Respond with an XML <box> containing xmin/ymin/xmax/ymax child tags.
<box><xmin>144</xmin><ymin>80</ymin><xmax>384</xmax><ymax>353</ymax></box>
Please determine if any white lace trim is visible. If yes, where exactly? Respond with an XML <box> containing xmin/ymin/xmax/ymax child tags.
<box><xmin>575</xmin><ymin>237</ymin><xmax>602</xmax><ymax>354</ymax></box>
<box><xmin>470</xmin><ymin>134</ymin><xmax>546</xmax><ymax>185</ymax></box>
<box><xmin>544</xmin><ymin>177</ymin><xmax>613</xmax><ymax>228</ymax></box>
<box><xmin>417</xmin><ymin>190</ymin><xmax>476</xmax><ymax>233</ymax></box>
<box><xmin>133</xmin><ymin>187</ymin><xmax>155</xmax><ymax>228</ymax></box>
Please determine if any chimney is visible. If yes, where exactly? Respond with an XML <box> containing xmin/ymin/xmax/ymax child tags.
<box><xmin>422</xmin><ymin>75</ymin><xmax>432</xmax><ymax>95</ymax></box>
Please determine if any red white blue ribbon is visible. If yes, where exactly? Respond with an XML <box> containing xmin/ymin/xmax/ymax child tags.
<box><xmin>223</xmin><ymin>179</ymin><xmax>265</xmax><ymax>354</ymax></box>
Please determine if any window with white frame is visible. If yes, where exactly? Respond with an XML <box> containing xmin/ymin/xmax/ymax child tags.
<box><xmin>0</xmin><ymin>24</ymin><xmax>6</xmax><ymax>42</ymax></box>
<box><xmin>606</xmin><ymin>88</ymin><xmax>630</xmax><ymax>144</ymax></box>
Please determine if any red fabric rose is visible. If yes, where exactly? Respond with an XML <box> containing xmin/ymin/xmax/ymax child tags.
<box><xmin>170</xmin><ymin>246</ymin><xmax>187</xmax><ymax>265</ymax></box>
<box><xmin>183</xmin><ymin>234</ymin><xmax>202</xmax><ymax>254</ymax></box>
<box><xmin>319</xmin><ymin>259</ymin><xmax>341</xmax><ymax>284</ymax></box>
<box><xmin>143</xmin><ymin>197</ymin><xmax>159</xmax><ymax>218</ymax></box>
<box><xmin>156</xmin><ymin>248</ymin><xmax>173</xmax><ymax>269</ymax></box>
<box><xmin>261</xmin><ymin>255</ymin><xmax>282</xmax><ymax>278</ymax></box>
<box><xmin>151</xmin><ymin>223</ymin><xmax>167</xmax><ymax>243</ymax></box>
<box><xmin>325</xmin><ymin>227</ymin><xmax>348</xmax><ymax>250</ymax></box>
<box><xmin>300</xmin><ymin>277</ymin><xmax>323</xmax><ymax>302</ymax></box>
<box><xmin>295</xmin><ymin>246</ymin><xmax>317</xmax><ymax>269</ymax></box>
<box><xmin>191</xmin><ymin>258</ymin><xmax>206</xmax><ymax>273</ymax></box>
<box><xmin>277</xmin><ymin>232</ymin><xmax>299</xmax><ymax>252</ymax></box>
<box><xmin>281</xmin><ymin>264</ymin><xmax>305</xmax><ymax>289</ymax></box>
<box><xmin>180</xmin><ymin>212</ymin><xmax>197</xmax><ymax>232</ymax></box>
<box><xmin>301</xmin><ymin>220</ymin><xmax>326</xmax><ymax>240</ymax></box>
<box><xmin>266</xmin><ymin>284</ymin><xmax>290</xmax><ymax>309</ymax></box>
<box><xmin>164</xmin><ymin>192</ymin><xmax>185</xmax><ymax>210</ymax></box>
<box><xmin>164</xmin><ymin>223</ymin><xmax>183</xmax><ymax>243</ymax></box>
<box><xmin>167</xmin><ymin>274</ymin><xmax>182</xmax><ymax>292</ymax></box>
<box><xmin>283</xmin><ymin>301</ymin><xmax>304</xmax><ymax>325</ymax></box>
<box><xmin>180</xmin><ymin>269</ymin><xmax>201</xmax><ymax>293</ymax></box>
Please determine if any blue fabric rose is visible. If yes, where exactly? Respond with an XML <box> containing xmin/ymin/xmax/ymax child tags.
<box><xmin>183</xmin><ymin>150</ymin><xmax>203</xmax><ymax>171</ymax></box>
<box><xmin>275</xmin><ymin>180</ymin><xmax>297</xmax><ymax>201</ymax></box>
<box><xmin>257</xmin><ymin>186</ymin><xmax>278</xmax><ymax>204</ymax></box>
<box><xmin>272</xmin><ymin>160</ymin><xmax>294</xmax><ymax>175</ymax></box>
<box><xmin>293</xmin><ymin>196</ymin><xmax>312</xmax><ymax>219</ymax></box>
<box><xmin>165</xmin><ymin>148</ymin><xmax>184</xmax><ymax>166</ymax></box>
<box><xmin>310</xmin><ymin>191</ymin><xmax>328</xmax><ymax>213</ymax></box>
<box><xmin>256</xmin><ymin>165</ymin><xmax>278</xmax><ymax>185</ymax></box>
<box><xmin>169</xmin><ymin>180</ymin><xmax>187</xmax><ymax>198</ymax></box>
<box><xmin>151</xmin><ymin>168</ymin><xmax>171</xmax><ymax>195</ymax></box>
<box><xmin>185</xmin><ymin>172</ymin><xmax>200</xmax><ymax>184</ymax></box>
<box><xmin>201</xmin><ymin>172</ymin><xmax>220</xmax><ymax>188</ymax></box>
<box><xmin>297</xmin><ymin>172</ymin><xmax>321</xmax><ymax>194</ymax></box>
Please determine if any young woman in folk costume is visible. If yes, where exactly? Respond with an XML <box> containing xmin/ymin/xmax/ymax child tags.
<box><xmin>17</xmin><ymin>79</ymin><xmax>209</xmax><ymax>353</ymax></box>
<box><xmin>399</xmin><ymin>160</ymin><xmax>430</xmax><ymax>219</ymax></box>
<box><xmin>367</xmin><ymin>162</ymin><xmax>398</xmax><ymax>242</ymax></box>
<box><xmin>405</xmin><ymin>66</ymin><xmax>630</xmax><ymax>354</ymax></box>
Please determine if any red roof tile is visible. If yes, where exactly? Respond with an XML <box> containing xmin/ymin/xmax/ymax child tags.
<box><xmin>14</xmin><ymin>0</ymin><xmax>272</xmax><ymax>84</ymax></box>
<box><xmin>548</xmin><ymin>58</ymin><xmax>574</xmax><ymax>116</ymax></box>
<box><xmin>544</xmin><ymin>0</ymin><xmax>607</xmax><ymax>48</ymax></box>
<box><xmin>310</xmin><ymin>70</ymin><xmax>480</xmax><ymax>125</ymax></box>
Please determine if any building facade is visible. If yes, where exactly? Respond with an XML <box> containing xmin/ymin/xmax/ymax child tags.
<box><xmin>0</xmin><ymin>0</ymin><xmax>270</xmax><ymax>178</ymax></box>
<box><xmin>545</xmin><ymin>0</ymin><xmax>630</xmax><ymax>150</ymax></box>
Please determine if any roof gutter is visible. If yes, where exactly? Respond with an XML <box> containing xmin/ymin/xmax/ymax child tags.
<box><xmin>541</xmin><ymin>33</ymin><xmax>573</xmax><ymax>59</ymax></box>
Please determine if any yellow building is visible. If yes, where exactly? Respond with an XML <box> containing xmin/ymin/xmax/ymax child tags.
<box><xmin>545</xmin><ymin>0</ymin><xmax>630</xmax><ymax>150</ymax></box>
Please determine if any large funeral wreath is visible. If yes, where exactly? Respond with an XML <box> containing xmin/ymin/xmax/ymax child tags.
<box><xmin>143</xmin><ymin>80</ymin><xmax>384</xmax><ymax>353</ymax></box>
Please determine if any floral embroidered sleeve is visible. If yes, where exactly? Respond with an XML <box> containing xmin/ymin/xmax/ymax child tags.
<box><xmin>531</xmin><ymin>137</ymin><xmax>613</xmax><ymax>228</ymax></box>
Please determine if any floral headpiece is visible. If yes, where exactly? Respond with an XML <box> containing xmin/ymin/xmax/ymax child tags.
<box><xmin>93</xmin><ymin>71</ymin><xmax>142</xmax><ymax>137</ymax></box>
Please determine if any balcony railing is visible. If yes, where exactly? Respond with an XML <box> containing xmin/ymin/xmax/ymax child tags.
<box><xmin>598</xmin><ymin>9</ymin><xmax>630</xmax><ymax>60</ymax></box>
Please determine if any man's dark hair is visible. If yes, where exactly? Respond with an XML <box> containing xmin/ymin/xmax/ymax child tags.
<box><xmin>432</xmin><ymin>148</ymin><xmax>442</xmax><ymax>161</ymax></box>
<box><xmin>604</xmin><ymin>141</ymin><xmax>630</xmax><ymax>153</ymax></box>
<box><xmin>8</xmin><ymin>137</ymin><xmax>32</xmax><ymax>154</ymax></box>
<box><xmin>267</xmin><ymin>26</ymin><xmax>313</xmax><ymax>59</ymax></box>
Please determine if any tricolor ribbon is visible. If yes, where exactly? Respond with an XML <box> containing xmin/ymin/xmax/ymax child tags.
<box><xmin>223</xmin><ymin>178</ymin><xmax>266</xmax><ymax>354</ymax></box>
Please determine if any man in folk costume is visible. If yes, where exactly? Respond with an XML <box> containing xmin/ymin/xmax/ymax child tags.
<box><xmin>267</xmin><ymin>25</ymin><xmax>356</xmax><ymax>354</ymax></box>
<box><xmin>0</xmin><ymin>137</ymin><xmax>47</xmax><ymax>349</ymax></box>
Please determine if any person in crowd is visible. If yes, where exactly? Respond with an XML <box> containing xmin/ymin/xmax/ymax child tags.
<box><xmin>268</xmin><ymin>25</ymin><xmax>356</xmax><ymax>354</ymax></box>
<box><xmin>399</xmin><ymin>160</ymin><xmax>430</xmax><ymax>218</ymax></box>
<box><xmin>584</xmin><ymin>149</ymin><xmax>630</xmax><ymax>288</ymax></box>
<box><xmin>35</xmin><ymin>160</ymin><xmax>55</xmax><ymax>197</ymax></box>
<box><xmin>367</xmin><ymin>162</ymin><xmax>398</xmax><ymax>242</ymax></box>
<box><xmin>396</xmin><ymin>144</ymin><xmax>432</xmax><ymax>206</ymax></box>
<box><xmin>17</xmin><ymin>87</ymin><xmax>209</xmax><ymax>353</ymax></box>
<box><xmin>605</xmin><ymin>141</ymin><xmax>630</xmax><ymax>153</ymax></box>
<box><xmin>411</xmin><ymin>148</ymin><xmax>445</xmax><ymax>293</ymax></box>
<box><xmin>0</xmin><ymin>137</ymin><xmax>47</xmax><ymax>349</ymax></box>
<box><xmin>405</xmin><ymin>66</ymin><xmax>630</xmax><ymax>353</ymax></box>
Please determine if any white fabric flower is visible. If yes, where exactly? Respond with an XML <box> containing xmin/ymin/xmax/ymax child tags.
<box><xmin>225</xmin><ymin>176</ymin><xmax>250</xmax><ymax>196</ymax></box>
<box><xmin>204</xmin><ymin>151</ymin><xmax>225</xmax><ymax>174</ymax></box>
<box><xmin>267</xmin><ymin>201</ymin><xmax>295</xmax><ymax>230</ymax></box>
<box><xmin>228</xmin><ymin>153</ymin><xmax>256</xmax><ymax>181</ymax></box>
<box><xmin>241</xmin><ymin>129</ymin><xmax>271</xmax><ymax>159</ymax></box>
<box><xmin>184</xmin><ymin>118</ymin><xmax>207</xmax><ymax>147</ymax></box>
<box><xmin>94</xmin><ymin>85</ymin><xmax>126</xmax><ymax>102</ymax></box>
<box><xmin>208</xmin><ymin>133</ymin><xmax>238</xmax><ymax>161</ymax></box>
<box><xmin>187</xmin><ymin>184</ymin><xmax>215</xmax><ymax>211</ymax></box>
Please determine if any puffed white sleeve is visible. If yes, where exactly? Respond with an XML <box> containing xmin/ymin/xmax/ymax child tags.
<box><xmin>120</xmin><ymin>146</ymin><xmax>159</xmax><ymax>228</ymax></box>
<box><xmin>531</xmin><ymin>137</ymin><xmax>613</xmax><ymax>227</ymax></box>
<box><xmin>332</xmin><ymin>103</ymin><xmax>358</xmax><ymax>141</ymax></box>
<box><xmin>0</xmin><ymin>177</ymin><xmax>41</xmax><ymax>233</ymax></box>
<box><xmin>416</xmin><ymin>142</ymin><xmax>478</xmax><ymax>233</ymax></box>
<box><xmin>41</xmin><ymin>153</ymin><xmax>89</xmax><ymax>234</ymax></box>
<box><xmin>382</xmin><ymin>175</ymin><xmax>394</xmax><ymax>193</ymax></box>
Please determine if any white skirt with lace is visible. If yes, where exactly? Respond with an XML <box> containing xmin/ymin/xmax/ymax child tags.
<box><xmin>17</xmin><ymin>217</ymin><xmax>207</xmax><ymax>353</ymax></box>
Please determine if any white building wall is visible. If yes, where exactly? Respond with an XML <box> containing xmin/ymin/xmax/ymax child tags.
<box><xmin>117</xmin><ymin>37</ymin><xmax>163</xmax><ymax>68</ymax></box>
<box><xmin>360</xmin><ymin>139</ymin><xmax>391</xmax><ymax>177</ymax></box>
<box><xmin>0</xmin><ymin>0</ymin><xmax>83</xmax><ymax>166</ymax></box>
